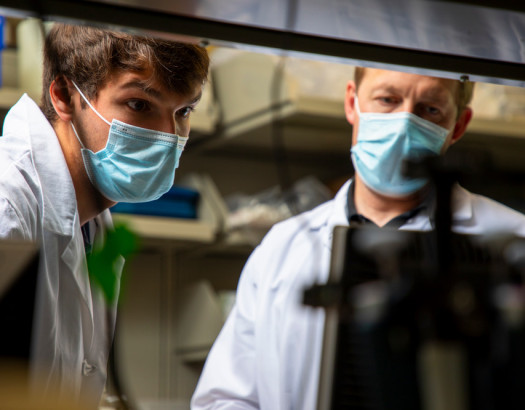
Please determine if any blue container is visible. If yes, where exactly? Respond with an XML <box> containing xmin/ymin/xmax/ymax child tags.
<box><xmin>111</xmin><ymin>185</ymin><xmax>200</xmax><ymax>219</ymax></box>
<box><xmin>0</xmin><ymin>16</ymin><xmax>5</xmax><ymax>88</ymax></box>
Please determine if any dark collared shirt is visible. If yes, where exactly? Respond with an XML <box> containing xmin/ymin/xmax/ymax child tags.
<box><xmin>346</xmin><ymin>181</ymin><xmax>434</xmax><ymax>228</ymax></box>
<box><xmin>81</xmin><ymin>219</ymin><xmax>99</xmax><ymax>255</ymax></box>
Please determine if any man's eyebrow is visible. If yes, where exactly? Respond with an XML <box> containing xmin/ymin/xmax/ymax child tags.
<box><xmin>370</xmin><ymin>84</ymin><xmax>399</xmax><ymax>94</ymax></box>
<box><xmin>371</xmin><ymin>84</ymin><xmax>450</xmax><ymax>103</ymax></box>
<box><xmin>121</xmin><ymin>80</ymin><xmax>162</xmax><ymax>99</ymax></box>
<box><xmin>189</xmin><ymin>91</ymin><xmax>202</xmax><ymax>105</ymax></box>
<box><xmin>121</xmin><ymin>80</ymin><xmax>203</xmax><ymax>105</ymax></box>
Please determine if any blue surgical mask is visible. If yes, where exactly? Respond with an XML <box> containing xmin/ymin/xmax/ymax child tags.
<box><xmin>71</xmin><ymin>82</ymin><xmax>187</xmax><ymax>203</ymax></box>
<box><xmin>350</xmin><ymin>97</ymin><xmax>449</xmax><ymax>196</ymax></box>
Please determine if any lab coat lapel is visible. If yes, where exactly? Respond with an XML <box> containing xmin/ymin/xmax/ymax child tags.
<box><xmin>60</xmin><ymin>230</ymin><xmax>95</xmax><ymax>338</ymax></box>
<box><xmin>318</xmin><ymin>180</ymin><xmax>353</xmax><ymax>250</ymax></box>
<box><xmin>13</xmin><ymin>95</ymin><xmax>96</xmax><ymax>323</ymax></box>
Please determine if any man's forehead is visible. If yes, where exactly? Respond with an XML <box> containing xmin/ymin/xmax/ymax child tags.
<box><xmin>107</xmin><ymin>69</ymin><xmax>202</xmax><ymax>101</ymax></box>
<box><xmin>361</xmin><ymin>68</ymin><xmax>457</xmax><ymax>94</ymax></box>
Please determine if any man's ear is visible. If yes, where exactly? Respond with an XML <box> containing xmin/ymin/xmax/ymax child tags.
<box><xmin>450</xmin><ymin>106</ymin><xmax>473</xmax><ymax>146</ymax></box>
<box><xmin>49</xmin><ymin>76</ymin><xmax>74</xmax><ymax>122</ymax></box>
<box><xmin>344</xmin><ymin>80</ymin><xmax>357</xmax><ymax>125</ymax></box>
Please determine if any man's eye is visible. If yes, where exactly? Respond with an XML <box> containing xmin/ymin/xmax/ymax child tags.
<box><xmin>379</xmin><ymin>97</ymin><xmax>397</xmax><ymax>104</ymax></box>
<box><xmin>426</xmin><ymin>106</ymin><xmax>440</xmax><ymax>115</ymax></box>
<box><xmin>177</xmin><ymin>106</ymin><xmax>194</xmax><ymax>118</ymax></box>
<box><xmin>127</xmin><ymin>100</ymin><xmax>150</xmax><ymax>112</ymax></box>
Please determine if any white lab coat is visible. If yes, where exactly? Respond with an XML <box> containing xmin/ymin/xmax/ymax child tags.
<box><xmin>0</xmin><ymin>95</ymin><xmax>120</xmax><ymax>408</ymax></box>
<box><xmin>192</xmin><ymin>179</ymin><xmax>525</xmax><ymax>410</ymax></box>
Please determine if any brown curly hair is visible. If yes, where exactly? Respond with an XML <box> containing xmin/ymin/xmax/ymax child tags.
<box><xmin>41</xmin><ymin>23</ymin><xmax>210</xmax><ymax>123</ymax></box>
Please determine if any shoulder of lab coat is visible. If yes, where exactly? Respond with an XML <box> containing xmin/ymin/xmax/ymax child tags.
<box><xmin>192</xmin><ymin>181</ymin><xmax>350</xmax><ymax>409</ymax></box>
<box><xmin>0</xmin><ymin>95</ymin><xmax>118</xmax><ymax>407</ymax></box>
<box><xmin>450</xmin><ymin>183</ymin><xmax>525</xmax><ymax>236</ymax></box>
<box><xmin>0</xmin><ymin>94</ymin><xmax>78</xmax><ymax>238</ymax></box>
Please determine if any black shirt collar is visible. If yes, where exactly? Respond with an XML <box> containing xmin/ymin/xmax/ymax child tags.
<box><xmin>346</xmin><ymin>180</ymin><xmax>435</xmax><ymax>228</ymax></box>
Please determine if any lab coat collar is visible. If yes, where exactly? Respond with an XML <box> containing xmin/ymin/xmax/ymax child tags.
<box><xmin>401</xmin><ymin>183</ymin><xmax>474</xmax><ymax>230</ymax></box>
<box><xmin>6</xmin><ymin>94</ymin><xmax>78</xmax><ymax>236</ymax></box>
<box><xmin>450</xmin><ymin>183</ymin><xmax>474</xmax><ymax>222</ymax></box>
<box><xmin>312</xmin><ymin>179</ymin><xmax>475</xmax><ymax>249</ymax></box>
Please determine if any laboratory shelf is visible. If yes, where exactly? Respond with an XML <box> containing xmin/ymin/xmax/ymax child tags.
<box><xmin>209</xmin><ymin>95</ymin><xmax>349</xmax><ymax>154</ymax></box>
<box><xmin>0</xmin><ymin>86</ymin><xmax>25</xmax><ymax>109</ymax></box>
<box><xmin>111</xmin><ymin>213</ymin><xmax>217</xmax><ymax>244</ymax></box>
<box><xmin>466</xmin><ymin>116</ymin><xmax>525</xmax><ymax>139</ymax></box>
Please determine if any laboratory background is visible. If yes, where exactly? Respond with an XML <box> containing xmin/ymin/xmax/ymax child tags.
<box><xmin>2</xmin><ymin>1</ymin><xmax>525</xmax><ymax>409</ymax></box>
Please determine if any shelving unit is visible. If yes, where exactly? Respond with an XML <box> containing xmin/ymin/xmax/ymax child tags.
<box><xmin>466</xmin><ymin>116</ymin><xmax>525</xmax><ymax>139</ymax></box>
<box><xmin>0</xmin><ymin>86</ymin><xmax>25</xmax><ymax>108</ymax></box>
<box><xmin>114</xmin><ymin>213</ymin><xmax>252</xmax><ymax>406</ymax></box>
<box><xmin>201</xmin><ymin>95</ymin><xmax>348</xmax><ymax>153</ymax></box>
<box><xmin>0</xmin><ymin>47</ymin><xmax>25</xmax><ymax>110</ymax></box>
<box><xmin>111</xmin><ymin>213</ymin><xmax>217</xmax><ymax>244</ymax></box>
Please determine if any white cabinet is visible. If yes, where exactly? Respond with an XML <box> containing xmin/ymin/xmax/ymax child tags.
<box><xmin>112</xmin><ymin>216</ymin><xmax>253</xmax><ymax>407</ymax></box>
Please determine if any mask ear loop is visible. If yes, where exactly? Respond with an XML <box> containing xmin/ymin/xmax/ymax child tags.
<box><xmin>354</xmin><ymin>95</ymin><xmax>362</xmax><ymax>116</ymax></box>
<box><xmin>72</xmin><ymin>81</ymin><xmax>112</xmax><ymax>127</ymax></box>
<box><xmin>71</xmin><ymin>122</ymin><xmax>86</xmax><ymax>149</ymax></box>
<box><xmin>71</xmin><ymin>81</ymin><xmax>113</xmax><ymax>150</ymax></box>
